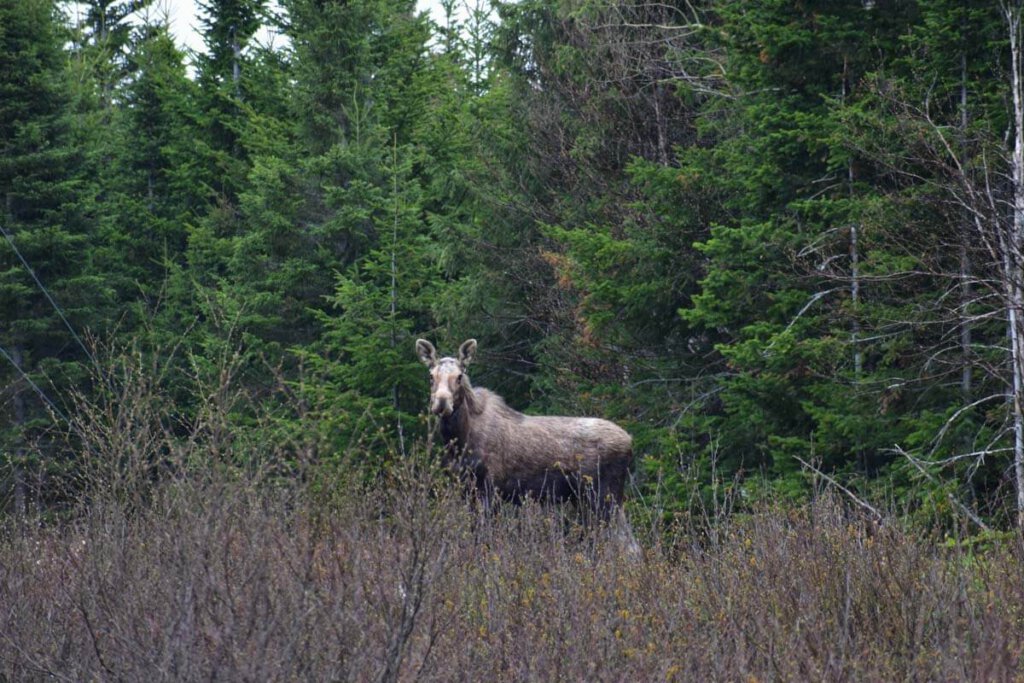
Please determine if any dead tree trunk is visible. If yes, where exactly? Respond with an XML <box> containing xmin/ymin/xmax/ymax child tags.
<box><xmin>10</xmin><ymin>344</ymin><xmax>26</xmax><ymax>517</ymax></box>
<box><xmin>390</xmin><ymin>137</ymin><xmax>405</xmax><ymax>457</ymax></box>
<box><xmin>1005</xmin><ymin>0</ymin><xmax>1024</xmax><ymax>529</ymax></box>
<box><xmin>959</xmin><ymin>39</ymin><xmax>974</xmax><ymax>400</ymax></box>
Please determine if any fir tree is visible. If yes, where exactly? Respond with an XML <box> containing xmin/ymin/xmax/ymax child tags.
<box><xmin>0</xmin><ymin>0</ymin><xmax>111</xmax><ymax>511</ymax></box>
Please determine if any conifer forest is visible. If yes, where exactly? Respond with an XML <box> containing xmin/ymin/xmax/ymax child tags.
<box><xmin>5</xmin><ymin>1</ymin><xmax>1024</xmax><ymax>679</ymax></box>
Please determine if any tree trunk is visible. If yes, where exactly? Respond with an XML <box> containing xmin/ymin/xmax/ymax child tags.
<box><xmin>11</xmin><ymin>344</ymin><xmax>26</xmax><ymax>517</ymax></box>
<box><xmin>390</xmin><ymin>137</ymin><xmax>405</xmax><ymax>458</ymax></box>
<box><xmin>1005</xmin><ymin>0</ymin><xmax>1024</xmax><ymax>529</ymax></box>
<box><xmin>231</xmin><ymin>25</ymin><xmax>241</xmax><ymax>99</ymax></box>
<box><xmin>4</xmin><ymin>191</ymin><xmax>25</xmax><ymax>515</ymax></box>
<box><xmin>654</xmin><ymin>82</ymin><xmax>669</xmax><ymax>166</ymax></box>
<box><xmin>959</xmin><ymin>43</ymin><xmax>973</xmax><ymax>400</ymax></box>
<box><xmin>960</xmin><ymin>243</ymin><xmax>973</xmax><ymax>398</ymax></box>
<box><xmin>843</xmin><ymin>57</ymin><xmax>863</xmax><ymax>379</ymax></box>
<box><xmin>849</xmin><ymin>195</ymin><xmax>862</xmax><ymax>378</ymax></box>
<box><xmin>841</xmin><ymin>54</ymin><xmax>866</xmax><ymax>475</ymax></box>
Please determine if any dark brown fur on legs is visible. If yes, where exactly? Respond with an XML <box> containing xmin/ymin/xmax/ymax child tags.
<box><xmin>417</xmin><ymin>339</ymin><xmax>638</xmax><ymax>551</ymax></box>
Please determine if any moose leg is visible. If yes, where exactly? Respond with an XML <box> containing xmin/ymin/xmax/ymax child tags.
<box><xmin>474</xmin><ymin>471</ymin><xmax>503</xmax><ymax>517</ymax></box>
<box><xmin>569</xmin><ymin>469</ymin><xmax>617</xmax><ymax>531</ymax></box>
<box><xmin>613</xmin><ymin>506</ymin><xmax>640</xmax><ymax>557</ymax></box>
<box><xmin>594</xmin><ymin>460</ymin><xmax>627</xmax><ymax>522</ymax></box>
<box><xmin>597</xmin><ymin>460</ymin><xmax>640</xmax><ymax>556</ymax></box>
<box><xmin>467</xmin><ymin>479</ymin><xmax>498</xmax><ymax>543</ymax></box>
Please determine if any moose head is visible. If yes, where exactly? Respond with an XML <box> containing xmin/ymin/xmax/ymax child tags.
<box><xmin>416</xmin><ymin>339</ymin><xmax>477</xmax><ymax>417</ymax></box>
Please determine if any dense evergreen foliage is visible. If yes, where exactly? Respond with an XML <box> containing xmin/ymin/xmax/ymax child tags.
<box><xmin>4</xmin><ymin>0</ymin><xmax>1024</xmax><ymax>529</ymax></box>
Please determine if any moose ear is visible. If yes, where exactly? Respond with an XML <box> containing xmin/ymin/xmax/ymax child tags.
<box><xmin>415</xmin><ymin>339</ymin><xmax>437</xmax><ymax>367</ymax></box>
<box><xmin>458</xmin><ymin>339</ymin><xmax>478</xmax><ymax>367</ymax></box>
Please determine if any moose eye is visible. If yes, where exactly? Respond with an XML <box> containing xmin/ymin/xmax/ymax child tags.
<box><xmin>456</xmin><ymin>375</ymin><xmax>463</xmax><ymax>385</ymax></box>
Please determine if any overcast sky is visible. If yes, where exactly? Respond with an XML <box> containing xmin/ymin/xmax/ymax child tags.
<box><xmin>127</xmin><ymin>0</ymin><xmax>447</xmax><ymax>55</ymax></box>
<box><xmin>159</xmin><ymin>0</ymin><xmax>209</xmax><ymax>54</ymax></box>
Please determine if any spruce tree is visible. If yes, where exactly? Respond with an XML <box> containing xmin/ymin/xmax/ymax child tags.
<box><xmin>675</xmin><ymin>1</ymin><xmax>918</xmax><ymax>499</ymax></box>
<box><xmin>74</xmin><ymin>20</ymin><xmax>204</xmax><ymax>325</ymax></box>
<box><xmin>0</xmin><ymin>0</ymin><xmax>111</xmax><ymax>511</ymax></box>
<box><xmin>227</xmin><ymin>0</ymin><xmax>434</xmax><ymax>352</ymax></box>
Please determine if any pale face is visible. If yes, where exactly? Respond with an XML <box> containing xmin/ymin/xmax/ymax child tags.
<box><xmin>416</xmin><ymin>338</ymin><xmax>476</xmax><ymax>416</ymax></box>
<box><xmin>428</xmin><ymin>359</ymin><xmax>464</xmax><ymax>416</ymax></box>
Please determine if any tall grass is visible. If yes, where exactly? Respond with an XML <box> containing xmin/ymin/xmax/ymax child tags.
<box><xmin>2</xmin><ymin>347</ymin><xmax>1023</xmax><ymax>681</ymax></box>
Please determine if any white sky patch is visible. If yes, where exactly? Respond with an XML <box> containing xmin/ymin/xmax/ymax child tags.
<box><xmin>157</xmin><ymin>0</ymin><xmax>205</xmax><ymax>54</ymax></box>
<box><xmin>65</xmin><ymin>0</ymin><xmax>474</xmax><ymax>77</ymax></box>
<box><xmin>146</xmin><ymin>0</ymin><xmax>286</xmax><ymax>55</ymax></box>
<box><xmin>141</xmin><ymin>0</ymin><xmax>454</xmax><ymax>56</ymax></box>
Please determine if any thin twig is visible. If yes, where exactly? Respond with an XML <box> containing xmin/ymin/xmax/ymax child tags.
<box><xmin>794</xmin><ymin>455</ymin><xmax>883</xmax><ymax>521</ymax></box>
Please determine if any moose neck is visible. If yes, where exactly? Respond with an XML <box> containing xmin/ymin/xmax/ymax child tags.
<box><xmin>439</xmin><ymin>384</ymin><xmax>477</xmax><ymax>454</ymax></box>
<box><xmin>439</xmin><ymin>405</ymin><xmax>464</xmax><ymax>450</ymax></box>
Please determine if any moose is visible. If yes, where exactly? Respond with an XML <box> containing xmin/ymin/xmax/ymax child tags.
<box><xmin>416</xmin><ymin>338</ymin><xmax>637</xmax><ymax>544</ymax></box>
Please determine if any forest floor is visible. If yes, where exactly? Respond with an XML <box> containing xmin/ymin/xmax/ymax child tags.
<box><xmin>2</xmin><ymin>462</ymin><xmax>1022</xmax><ymax>682</ymax></box>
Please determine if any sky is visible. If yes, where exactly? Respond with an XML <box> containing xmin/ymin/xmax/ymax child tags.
<box><xmin>159</xmin><ymin>0</ymin><xmax>208</xmax><ymax>54</ymax></box>
<box><xmin>136</xmin><ymin>0</ymin><xmax>448</xmax><ymax>56</ymax></box>
<box><xmin>159</xmin><ymin>0</ymin><xmax>281</xmax><ymax>54</ymax></box>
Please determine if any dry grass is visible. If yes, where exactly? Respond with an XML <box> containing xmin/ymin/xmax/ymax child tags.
<box><xmin>2</xmin><ymin>463</ymin><xmax>1023</xmax><ymax>682</ymax></box>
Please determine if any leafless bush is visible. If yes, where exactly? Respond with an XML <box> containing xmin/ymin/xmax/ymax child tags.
<box><xmin>0</xmin><ymin>459</ymin><xmax>463</xmax><ymax>682</ymax></box>
<box><xmin>2</xmin><ymin>466</ymin><xmax>1023</xmax><ymax>681</ymax></box>
<box><xmin>59</xmin><ymin>333</ymin><xmax>370</xmax><ymax>513</ymax></box>
<box><xmin>3</xmin><ymin>344</ymin><xmax>1023</xmax><ymax>681</ymax></box>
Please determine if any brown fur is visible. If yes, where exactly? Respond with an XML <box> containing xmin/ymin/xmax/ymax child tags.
<box><xmin>417</xmin><ymin>339</ymin><xmax>634</xmax><ymax>520</ymax></box>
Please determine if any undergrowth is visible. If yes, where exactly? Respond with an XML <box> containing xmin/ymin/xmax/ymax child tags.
<box><xmin>2</xmin><ymin>347</ymin><xmax>1022</xmax><ymax>681</ymax></box>
<box><xmin>2</xmin><ymin>463</ymin><xmax>1023</xmax><ymax>681</ymax></box>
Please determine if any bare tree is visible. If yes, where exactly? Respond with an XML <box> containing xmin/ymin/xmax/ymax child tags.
<box><xmin>1003</xmin><ymin>0</ymin><xmax>1024</xmax><ymax>528</ymax></box>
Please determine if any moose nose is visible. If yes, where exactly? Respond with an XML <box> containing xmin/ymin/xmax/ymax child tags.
<box><xmin>431</xmin><ymin>398</ymin><xmax>451</xmax><ymax>416</ymax></box>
